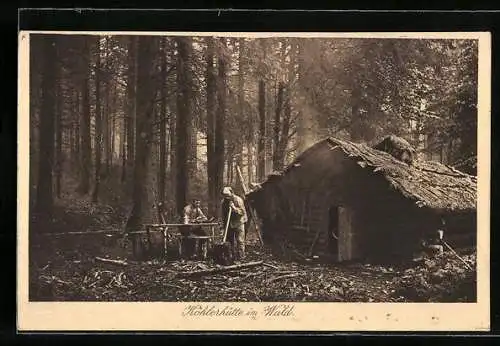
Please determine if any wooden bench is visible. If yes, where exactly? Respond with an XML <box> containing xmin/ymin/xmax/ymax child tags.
<box><xmin>133</xmin><ymin>223</ymin><xmax>220</xmax><ymax>260</ymax></box>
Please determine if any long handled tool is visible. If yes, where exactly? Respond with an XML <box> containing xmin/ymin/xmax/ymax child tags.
<box><xmin>442</xmin><ymin>240</ymin><xmax>473</xmax><ymax>271</ymax></box>
<box><xmin>236</xmin><ymin>165</ymin><xmax>264</xmax><ymax>246</ymax></box>
<box><xmin>222</xmin><ymin>207</ymin><xmax>232</xmax><ymax>243</ymax></box>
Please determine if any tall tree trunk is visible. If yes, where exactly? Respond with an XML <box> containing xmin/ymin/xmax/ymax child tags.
<box><xmin>121</xmin><ymin>98</ymin><xmax>127</xmax><ymax>183</ymax></box>
<box><xmin>169</xmin><ymin>98</ymin><xmax>177</xmax><ymax>204</ymax></box>
<box><xmin>175</xmin><ymin>37</ymin><xmax>193</xmax><ymax>216</ymax></box>
<box><xmin>205</xmin><ymin>37</ymin><xmax>217</xmax><ymax>216</ymax></box>
<box><xmin>92</xmin><ymin>38</ymin><xmax>103</xmax><ymax>202</ymax></box>
<box><xmin>125</xmin><ymin>36</ymin><xmax>159</xmax><ymax>233</ymax></box>
<box><xmin>244</xmin><ymin>39</ymin><xmax>254</xmax><ymax>183</ymax></box>
<box><xmin>158</xmin><ymin>38</ymin><xmax>168</xmax><ymax>206</ymax></box>
<box><xmin>79</xmin><ymin>38</ymin><xmax>91</xmax><ymax>194</ymax></box>
<box><xmin>103</xmin><ymin>61</ymin><xmax>110</xmax><ymax>177</ymax></box>
<box><xmin>126</xmin><ymin>36</ymin><xmax>137</xmax><ymax>187</ymax></box>
<box><xmin>73</xmin><ymin>88</ymin><xmax>81</xmax><ymax>173</ymax></box>
<box><xmin>257</xmin><ymin>79</ymin><xmax>266</xmax><ymax>181</ymax></box>
<box><xmin>237</xmin><ymin>38</ymin><xmax>245</xmax><ymax>183</ymax></box>
<box><xmin>35</xmin><ymin>35</ymin><xmax>57</xmax><ymax>216</ymax></box>
<box><xmin>110</xmin><ymin>82</ymin><xmax>117</xmax><ymax>168</ymax></box>
<box><xmin>275</xmin><ymin>41</ymin><xmax>296</xmax><ymax>170</ymax></box>
<box><xmin>272</xmin><ymin>82</ymin><xmax>284</xmax><ymax>171</ymax></box>
<box><xmin>277</xmin><ymin>90</ymin><xmax>292</xmax><ymax>169</ymax></box>
<box><xmin>215</xmin><ymin>38</ymin><xmax>227</xmax><ymax>218</ymax></box>
<box><xmin>54</xmin><ymin>66</ymin><xmax>62</xmax><ymax>199</ymax></box>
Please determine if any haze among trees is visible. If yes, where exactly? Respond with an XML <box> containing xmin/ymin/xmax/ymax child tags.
<box><xmin>29</xmin><ymin>34</ymin><xmax>478</xmax><ymax>230</ymax></box>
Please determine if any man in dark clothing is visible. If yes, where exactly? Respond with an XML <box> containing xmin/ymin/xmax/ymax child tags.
<box><xmin>221</xmin><ymin>187</ymin><xmax>248</xmax><ymax>262</ymax></box>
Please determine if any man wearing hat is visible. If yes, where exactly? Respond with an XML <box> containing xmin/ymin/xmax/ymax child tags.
<box><xmin>221</xmin><ymin>187</ymin><xmax>248</xmax><ymax>262</ymax></box>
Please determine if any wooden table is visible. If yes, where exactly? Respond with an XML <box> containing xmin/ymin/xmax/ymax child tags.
<box><xmin>140</xmin><ymin>223</ymin><xmax>220</xmax><ymax>259</ymax></box>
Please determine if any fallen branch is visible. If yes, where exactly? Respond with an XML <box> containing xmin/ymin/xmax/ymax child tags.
<box><xmin>263</xmin><ymin>262</ymin><xmax>279</xmax><ymax>269</ymax></box>
<box><xmin>266</xmin><ymin>272</ymin><xmax>303</xmax><ymax>284</ymax></box>
<box><xmin>39</xmin><ymin>275</ymin><xmax>72</xmax><ymax>286</ymax></box>
<box><xmin>443</xmin><ymin>241</ymin><xmax>473</xmax><ymax>271</ymax></box>
<box><xmin>176</xmin><ymin>261</ymin><xmax>264</xmax><ymax>278</ymax></box>
<box><xmin>40</xmin><ymin>230</ymin><xmax>123</xmax><ymax>236</ymax></box>
<box><xmin>95</xmin><ymin>257</ymin><xmax>128</xmax><ymax>266</ymax></box>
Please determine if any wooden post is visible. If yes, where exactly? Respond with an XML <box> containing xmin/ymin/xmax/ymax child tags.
<box><xmin>236</xmin><ymin>165</ymin><xmax>264</xmax><ymax>246</ymax></box>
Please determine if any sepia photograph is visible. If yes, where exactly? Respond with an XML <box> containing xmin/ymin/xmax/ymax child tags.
<box><xmin>17</xmin><ymin>30</ymin><xmax>490</xmax><ymax>331</ymax></box>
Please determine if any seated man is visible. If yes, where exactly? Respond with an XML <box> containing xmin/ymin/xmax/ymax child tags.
<box><xmin>181</xmin><ymin>199</ymin><xmax>209</xmax><ymax>258</ymax></box>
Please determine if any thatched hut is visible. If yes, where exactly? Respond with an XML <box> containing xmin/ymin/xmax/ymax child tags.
<box><xmin>247</xmin><ymin>136</ymin><xmax>477</xmax><ymax>263</ymax></box>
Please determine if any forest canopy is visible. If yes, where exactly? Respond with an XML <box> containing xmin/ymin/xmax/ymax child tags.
<box><xmin>29</xmin><ymin>35</ymin><xmax>478</xmax><ymax>226</ymax></box>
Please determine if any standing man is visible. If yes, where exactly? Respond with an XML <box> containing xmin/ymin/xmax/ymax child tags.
<box><xmin>221</xmin><ymin>187</ymin><xmax>248</xmax><ymax>262</ymax></box>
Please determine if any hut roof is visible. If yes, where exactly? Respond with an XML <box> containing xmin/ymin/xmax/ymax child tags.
<box><xmin>248</xmin><ymin>137</ymin><xmax>477</xmax><ymax>213</ymax></box>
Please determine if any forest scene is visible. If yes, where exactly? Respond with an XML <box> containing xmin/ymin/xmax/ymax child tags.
<box><xmin>27</xmin><ymin>34</ymin><xmax>478</xmax><ymax>302</ymax></box>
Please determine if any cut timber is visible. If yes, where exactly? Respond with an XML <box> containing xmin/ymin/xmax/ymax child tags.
<box><xmin>176</xmin><ymin>260</ymin><xmax>263</xmax><ymax>278</ymax></box>
<box><xmin>95</xmin><ymin>257</ymin><xmax>128</xmax><ymax>266</ymax></box>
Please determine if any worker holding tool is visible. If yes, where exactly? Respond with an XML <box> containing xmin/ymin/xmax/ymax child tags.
<box><xmin>221</xmin><ymin>187</ymin><xmax>248</xmax><ymax>262</ymax></box>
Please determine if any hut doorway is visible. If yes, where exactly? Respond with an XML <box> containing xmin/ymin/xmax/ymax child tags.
<box><xmin>329</xmin><ymin>205</ymin><xmax>357</xmax><ymax>262</ymax></box>
<box><xmin>328</xmin><ymin>206</ymin><xmax>339</xmax><ymax>257</ymax></box>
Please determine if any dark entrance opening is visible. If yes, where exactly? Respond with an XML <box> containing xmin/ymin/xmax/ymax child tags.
<box><xmin>328</xmin><ymin>206</ymin><xmax>339</xmax><ymax>257</ymax></box>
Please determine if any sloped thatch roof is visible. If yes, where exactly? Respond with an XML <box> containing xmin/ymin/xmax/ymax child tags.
<box><xmin>249</xmin><ymin>137</ymin><xmax>477</xmax><ymax>213</ymax></box>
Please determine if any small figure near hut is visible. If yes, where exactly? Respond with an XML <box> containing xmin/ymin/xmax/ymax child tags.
<box><xmin>221</xmin><ymin>187</ymin><xmax>248</xmax><ymax>263</ymax></box>
<box><xmin>373</xmin><ymin>134</ymin><xmax>416</xmax><ymax>165</ymax></box>
<box><xmin>421</xmin><ymin>218</ymin><xmax>446</xmax><ymax>257</ymax></box>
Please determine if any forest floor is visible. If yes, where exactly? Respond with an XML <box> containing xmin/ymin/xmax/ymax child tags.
<box><xmin>28</xmin><ymin>178</ymin><xmax>477</xmax><ymax>303</ymax></box>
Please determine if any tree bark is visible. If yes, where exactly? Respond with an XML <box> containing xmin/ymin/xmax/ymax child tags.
<box><xmin>35</xmin><ymin>35</ymin><xmax>57</xmax><ymax>216</ymax></box>
<box><xmin>125</xmin><ymin>36</ymin><xmax>159</xmax><ymax>233</ymax></box>
<box><xmin>103</xmin><ymin>38</ymin><xmax>110</xmax><ymax>177</ymax></box>
<box><xmin>272</xmin><ymin>82</ymin><xmax>284</xmax><ymax>171</ymax></box>
<box><xmin>92</xmin><ymin>38</ymin><xmax>103</xmax><ymax>202</ymax></box>
<box><xmin>205</xmin><ymin>37</ymin><xmax>217</xmax><ymax>216</ymax></box>
<box><xmin>78</xmin><ymin>38</ymin><xmax>91</xmax><ymax>195</ymax></box>
<box><xmin>236</xmin><ymin>38</ymin><xmax>245</xmax><ymax>185</ymax></box>
<box><xmin>175</xmin><ymin>37</ymin><xmax>193</xmax><ymax>216</ymax></box>
<box><xmin>215</xmin><ymin>38</ymin><xmax>228</xmax><ymax>218</ymax></box>
<box><xmin>158</xmin><ymin>37</ymin><xmax>168</xmax><ymax>205</ymax></box>
<box><xmin>126</xmin><ymin>36</ymin><xmax>137</xmax><ymax>187</ymax></box>
<box><xmin>54</xmin><ymin>63</ymin><xmax>62</xmax><ymax>199</ymax></box>
<box><xmin>73</xmin><ymin>88</ymin><xmax>80</xmax><ymax>173</ymax></box>
<box><xmin>257</xmin><ymin>79</ymin><xmax>266</xmax><ymax>181</ymax></box>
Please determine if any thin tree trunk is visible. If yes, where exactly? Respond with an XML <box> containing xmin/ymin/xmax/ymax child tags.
<box><xmin>158</xmin><ymin>38</ymin><xmax>167</xmax><ymax>205</ymax></box>
<box><xmin>175</xmin><ymin>37</ymin><xmax>193</xmax><ymax>216</ymax></box>
<box><xmin>215</xmin><ymin>37</ymin><xmax>227</xmax><ymax>218</ymax></box>
<box><xmin>79</xmin><ymin>38</ymin><xmax>91</xmax><ymax>194</ymax></box>
<box><xmin>121</xmin><ymin>102</ymin><xmax>127</xmax><ymax>183</ymax></box>
<box><xmin>272</xmin><ymin>82</ymin><xmax>284</xmax><ymax>171</ymax></box>
<box><xmin>237</xmin><ymin>38</ymin><xmax>245</xmax><ymax>184</ymax></box>
<box><xmin>103</xmin><ymin>73</ymin><xmax>110</xmax><ymax>177</ymax></box>
<box><xmin>73</xmin><ymin>88</ymin><xmax>80</xmax><ymax>173</ymax></box>
<box><xmin>257</xmin><ymin>79</ymin><xmax>266</xmax><ymax>181</ymax></box>
<box><xmin>205</xmin><ymin>36</ymin><xmax>216</xmax><ymax>216</ymax></box>
<box><xmin>54</xmin><ymin>68</ymin><xmax>62</xmax><ymax>198</ymax></box>
<box><xmin>126</xmin><ymin>36</ymin><xmax>137</xmax><ymax>187</ymax></box>
<box><xmin>277</xmin><ymin>90</ymin><xmax>292</xmax><ymax>169</ymax></box>
<box><xmin>92</xmin><ymin>38</ymin><xmax>103</xmax><ymax>202</ymax></box>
